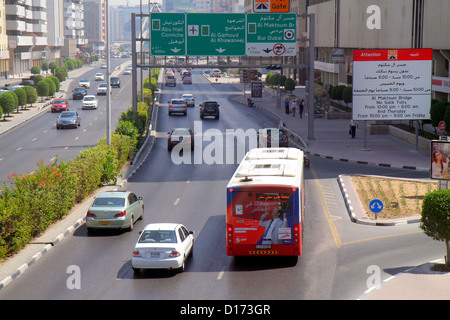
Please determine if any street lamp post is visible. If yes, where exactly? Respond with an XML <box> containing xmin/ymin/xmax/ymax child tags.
<box><xmin>106</xmin><ymin>0</ymin><xmax>111</xmax><ymax>145</ymax></box>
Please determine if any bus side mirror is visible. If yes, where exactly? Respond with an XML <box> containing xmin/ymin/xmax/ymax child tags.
<box><xmin>304</xmin><ymin>156</ymin><xmax>310</xmax><ymax>170</ymax></box>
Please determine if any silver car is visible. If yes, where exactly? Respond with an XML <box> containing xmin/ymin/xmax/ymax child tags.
<box><xmin>181</xmin><ymin>93</ymin><xmax>195</xmax><ymax>107</ymax></box>
<box><xmin>56</xmin><ymin>111</ymin><xmax>80</xmax><ymax>129</ymax></box>
<box><xmin>86</xmin><ymin>191</ymin><xmax>144</xmax><ymax>233</ymax></box>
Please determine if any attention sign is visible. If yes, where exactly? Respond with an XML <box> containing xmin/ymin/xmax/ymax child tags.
<box><xmin>352</xmin><ymin>49</ymin><xmax>432</xmax><ymax>121</ymax></box>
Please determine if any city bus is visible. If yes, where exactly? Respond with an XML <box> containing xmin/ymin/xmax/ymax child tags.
<box><xmin>226</xmin><ymin>148</ymin><xmax>309</xmax><ymax>256</ymax></box>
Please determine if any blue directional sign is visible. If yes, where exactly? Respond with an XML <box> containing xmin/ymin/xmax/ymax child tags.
<box><xmin>369</xmin><ymin>199</ymin><xmax>383</xmax><ymax>213</ymax></box>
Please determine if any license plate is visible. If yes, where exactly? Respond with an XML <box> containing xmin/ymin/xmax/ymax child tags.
<box><xmin>151</xmin><ymin>252</ymin><xmax>160</xmax><ymax>258</ymax></box>
<box><xmin>255</xmin><ymin>244</ymin><xmax>271</xmax><ymax>249</ymax></box>
<box><xmin>100</xmin><ymin>221</ymin><xmax>109</xmax><ymax>225</ymax></box>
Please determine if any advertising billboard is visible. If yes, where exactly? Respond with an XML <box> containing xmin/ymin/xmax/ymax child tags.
<box><xmin>431</xmin><ymin>140</ymin><xmax>450</xmax><ymax>180</ymax></box>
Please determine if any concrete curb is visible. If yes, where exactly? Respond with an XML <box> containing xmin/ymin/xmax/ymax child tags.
<box><xmin>337</xmin><ymin>174</ymin><xmax>422</xmax><ymax>226</ymax></box>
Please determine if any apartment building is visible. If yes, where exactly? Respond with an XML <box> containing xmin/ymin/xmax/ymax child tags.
<box><xmin>0</xmin><ymin>0</ymin><xmax>9</xmax><ymax>79</ymax></box>
<box><xmin>308</xmin><ymin>0</ymin><xmax>450</xmax><ymax>101</ymax></box>
<box><xmin>6</xmin><ymin>0</ymin><xmax>48</xmax><ymax>75</ymax></box>
<box><xmin>47</xmin><ymin>0</ymin><xmax>65</xmax><ymax>62</ymax></box>
<box><xmin>84</xmin><ymin>0</ymin><xmax>106</xmax><ymax>54</ymax></box>
<box><xmin>61</xmin><ymin>0</ymin><xmax>85</xmax><ymax>59</ymax></box>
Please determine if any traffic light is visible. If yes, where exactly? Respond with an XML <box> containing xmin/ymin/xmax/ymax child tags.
<box><xmin>266</xmin><ymin>64</ymin><xmax>281</xmax><ymax>70</ymax></box>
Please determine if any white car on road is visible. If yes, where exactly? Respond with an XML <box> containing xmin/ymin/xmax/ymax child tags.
<box><xmin>82</xmin><ymin>95</ymin><xmax>98</xmax><ymax>110</ymax></box>
<box><xmin>95</xmin><ymin>73</ymin><xmax>104</xmax><ymax>81</ymax></box>
<box><xmin>132</xmin><ymin>223</ymin><xmax>194</xmax><ymax>273</ymax></box>
<box><xmin>78</xmin><ymin>79</ymin><xmax>90</xmax><ymax>88</ymax></box>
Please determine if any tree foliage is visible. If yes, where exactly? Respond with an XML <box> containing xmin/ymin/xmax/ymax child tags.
<box><xmin>421</xmin><ymin>189</ymin><xmax>450</xmax><ymax>268</ymax></box>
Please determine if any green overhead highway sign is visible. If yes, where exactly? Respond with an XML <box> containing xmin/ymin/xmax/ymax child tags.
<box><xmin>150</xmin><ymin>13</ymin><xmax>297</xmax><ymax>57</ymax></box>
<box><xmin>246</xmin><ymin>13</ymin><xmax>296</xmax><ymax>56</ymax></box>
<box><xmin>186</xmin><ymin>13</ymin><xmax>246</xmax><ymax>56</ymax></box>
<box><xmin>150</xmin><ymin>13</ymin><xmax>186</xmax><ymax>56</ymax></box>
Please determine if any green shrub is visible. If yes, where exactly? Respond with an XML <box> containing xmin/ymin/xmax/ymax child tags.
<box><xmin>421</xmin><ymin>189</ymin><xmax>450</xmax><ymax>268</ymax></box>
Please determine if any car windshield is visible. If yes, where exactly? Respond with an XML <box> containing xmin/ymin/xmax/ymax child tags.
<box><xmin>92</xmin><ymin>197</ymin><xmax>125</xmax><ymax>207</ymax></box>
<box><xmin>54</xmin><ymin>99</ymin><xmax>65</xmax><ymax>104</ymax></box>
<box><xmin>84</xmin><ymin>97</ymin><xmax>95</xmax><ymax>101</ymax></box>
<box><xmin>99</xmin><ymin>84</ymin><xmax>106</xmax><ymax>88</ymax></box>
<box><xmin>138</xmin><ymin>230</ymin><xmax>177</xmax><ymax>243</ymax></box>
<box><xmin>74</xmin><ymin>88</ymin><xmax>85</xmax><ymax>92</ymax></box>
<box><xmin>60</xmin><ymin>112</ymin><xmax>76</xmax><ymax>118</ymax></box>
<box><xmin>80</xmin><ymin>79</ymin><xmax>88</xmax><ymax>82</ymax></box>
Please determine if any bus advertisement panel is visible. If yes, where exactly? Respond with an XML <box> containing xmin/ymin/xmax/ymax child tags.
<box><xmin>227</xmin><ymin>185</ymin><xmax>301</xmax><ymax>256</ymax></box>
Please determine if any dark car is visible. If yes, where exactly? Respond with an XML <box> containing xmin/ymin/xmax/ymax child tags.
<box><xmin>167</xmin><ymin>128</ymin><xmax>194</xmax><ymax>151</ymax></box>
<box><xmin>72</xmin><ymin>87</ymin><xmax>87</xmax><ymax>100</ymax></box>
<box><xmin>199</xmin><ymin>101</ymin><xmax>220</xmax><ymax>119</ymax></box>
<box><xmin>110</xmin><ymin>77</ymin><xmax>120</xmax><ymax>88</ymax></box>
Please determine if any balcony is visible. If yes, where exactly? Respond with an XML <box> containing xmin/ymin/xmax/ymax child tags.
<box><xmin>10</xmin><ymin>35</ymin><xmax>33</xmax><ymax>47</ymax></box>
<box><xmin>32</xmin><ymin>0</ymin><xmax>47</xmax><ymax>9</ymax></box>
<box><xmin>34</xmin><ymin>36</ymin><xmax>48</xmax><ymax>46</ymax></box>
<box><xmin>6</xmin><ymin>20</ymin><xmax>26</xmax><ymax>32</ymax></box>
<box><xmin>5</xmin><ymin>5</ymin><xmax>26</xmax><ymax>18</ymax></box>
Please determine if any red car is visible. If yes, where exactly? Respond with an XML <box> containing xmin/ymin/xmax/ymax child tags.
<box><xmin>51</xmin><ymin>98</ymin><xmax>69</xmax><ymax>113</ymax></box>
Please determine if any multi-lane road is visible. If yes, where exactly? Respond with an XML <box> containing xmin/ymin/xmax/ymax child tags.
<box><xmin>0</xmin><ymin>64</ymin><xmax>443</xmax><ymax>302</ymax></box>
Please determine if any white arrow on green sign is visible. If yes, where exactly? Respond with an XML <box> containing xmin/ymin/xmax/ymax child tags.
<box><xmin>186</xmin><ymin>13</ymin><xmax>246</xmax><ymax>56</ymax></box>
<box><xmin>150</xmin><ymin>13</ymin><xmax>297</xmax><ymax>57</ymax></box>
<box><xmin>150</xmin><ymin>13</ymin><xmax>186</xmax><ymax>56</ymax></box>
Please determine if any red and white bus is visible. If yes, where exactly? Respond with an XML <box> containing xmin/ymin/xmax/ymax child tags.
<box><xmin>226</xmin><ymin>148</ymin><xmax>309</xmax><ymax>256</ymax></box>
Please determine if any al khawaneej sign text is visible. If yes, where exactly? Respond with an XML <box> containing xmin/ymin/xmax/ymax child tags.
<box><xmin>352</xmin><ymin>48</ymin><xmax>432</xmax><ymax>121</ymax></box>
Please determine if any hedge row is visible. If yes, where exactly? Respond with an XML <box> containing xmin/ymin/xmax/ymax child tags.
<box><xmin>0</xmin><ymin>73</ymin><xmax>156</xmax><ymax>259</ymax></box>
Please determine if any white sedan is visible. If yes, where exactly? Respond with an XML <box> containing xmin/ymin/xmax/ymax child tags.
<box><xmin>95</xmin><ymin>73</ymin><xmax>104</xmax><ymax>81</ymax></box>
<box><xmin>81</xmin><ymin>95</ymin><xmax>98</xmax><ymax>110</ymax></box>
<box><xmin>132</xmin><ymin>223</ymin><xmax>194</xmax><ymax>273</ymax></box>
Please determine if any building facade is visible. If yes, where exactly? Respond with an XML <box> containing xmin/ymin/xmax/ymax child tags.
<box><xmin>308</xmin><ymin>0</ymin><xmax>450</xmax><ymax>101</ymax></box>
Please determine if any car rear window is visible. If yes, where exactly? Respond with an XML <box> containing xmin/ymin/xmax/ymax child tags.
<box><xmin>139</xmin><ymin>230</ymin><xmax>177</xmax><ymax>243</ymax></box>
<box><xmin>92</xmin><ymin>197</ymin><xmax>125</xmax><ymax>207</ymax></box>
<box><xmin>172</xmin><ymin>129</ymin><xmax>190</xmax><ymax>135</ymax></box>
<box><xmin>205</xmin><ymin>102</ymin><xmax>217</xmax><ymax>108</ymax></box>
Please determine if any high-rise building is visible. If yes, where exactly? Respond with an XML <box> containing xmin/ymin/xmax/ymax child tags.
<box><xmin>6</xmin><ymin>0</ymin><xmax>48</xmax><ymax>75</ymax></box>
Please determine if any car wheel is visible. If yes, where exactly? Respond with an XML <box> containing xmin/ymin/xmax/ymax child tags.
<box><xmin>132</xmin><ymin>267</ymin><xmax>141</xmax><ymax>275</ymax></box>
<box><xmin>128</xmin><ymin>216</ymin><xmax>134</xmax><ymax>231</ymax></box>
<box><xmin>139</xmin><ymin>206</ymin><xmax>144</xmax><ymax>220</ymax></box>
<box><xmin>178</xmin><ymin>256</ymin><xmax>186</xmax><ymax>273</ymax></box>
